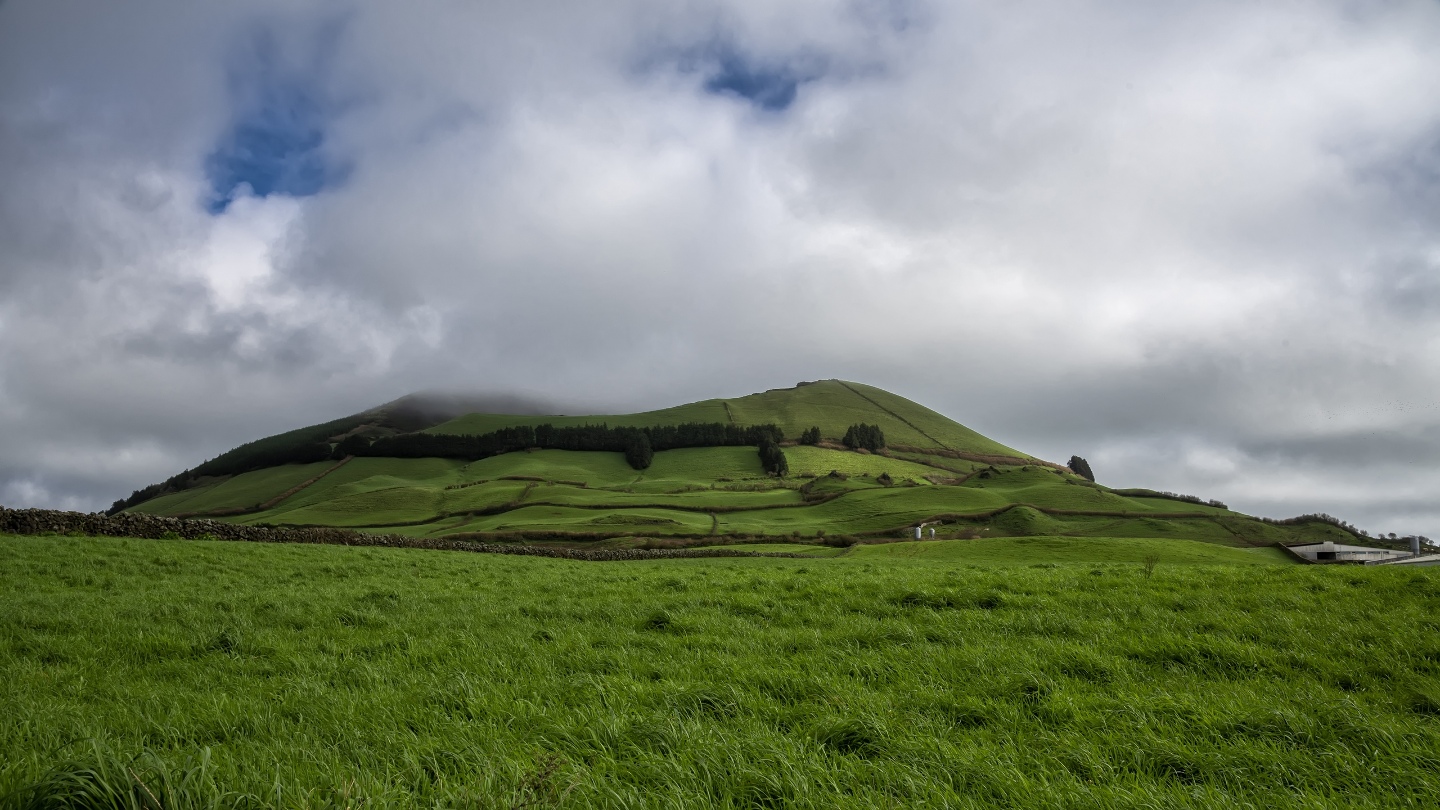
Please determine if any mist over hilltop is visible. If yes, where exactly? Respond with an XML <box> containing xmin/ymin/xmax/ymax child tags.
<box><xmin>373</xmin><ymin>392</ymin><xmax>567</xmax><ymax>429</ymax></box>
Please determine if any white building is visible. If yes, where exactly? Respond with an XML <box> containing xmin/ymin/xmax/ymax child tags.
<box><xmin>1286</xmin><ymin>541</ymin><xmax>1416</xmax><ymax>563</ymax></box>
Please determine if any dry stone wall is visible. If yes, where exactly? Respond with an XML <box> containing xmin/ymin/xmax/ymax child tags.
<box><xmin>0</xmin><ymin>507</ymin><xmax>802</xmax><ymax>561</ymax></box>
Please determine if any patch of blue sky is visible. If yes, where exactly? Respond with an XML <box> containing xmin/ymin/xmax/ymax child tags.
<box><xmin>703</xmin><ymin>52</ymin><xmax>808</xmax><ymax>111</ymax></box>
<box><xmin>204</xmin><ymin>91</ymin><xmax>337</xmax><ymax>214</ymax></box>
<box><xmin>204</xmin><ymin>25</ymin><xmax>351</xmax><ymax>214</ymax></box>
<box><xmin>643</xmin><ymin>36</ymin><xmax>825</xmax><ymax>113</ymax></box>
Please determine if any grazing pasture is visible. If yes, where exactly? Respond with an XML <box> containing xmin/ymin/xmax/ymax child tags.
<box><xmin>119</xmin><ymin>443</ymin><xmax>1358</xmax><ymax>550</ymax></box>
<box><xmin>128</xmin><ymin>461</ymin><xmax>334</xmax><ymax>516</ymax></box>
<box><xmin>3</xmin><ymin>533</ymin><xmax>1438</xmax><ymax>808</ymax></box>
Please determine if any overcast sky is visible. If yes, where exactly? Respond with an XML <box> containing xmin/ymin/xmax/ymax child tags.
<box><xmin>2</xmin><ymin>1</ymin><xmax>1437</xmax><ymax>538</ymax></box>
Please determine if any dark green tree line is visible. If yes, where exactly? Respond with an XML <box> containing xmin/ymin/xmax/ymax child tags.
<box><xmin>842</xmin><ymin>423</ymin><xmax>885</xmax><ymax>451</ymax></box>
<box><xmin>354</xmin><ymin>421</ymin><xmax>784</xmax><ymax>470</ymax></box>
<box><xmin>110</xmin><ymin>420</ymin><xmax>791</xmax><ymax>512</ymax></box>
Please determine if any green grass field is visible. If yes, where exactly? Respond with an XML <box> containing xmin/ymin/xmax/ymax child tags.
<box><xmin>3</xmin><ymin>533</ymin><xmax>1438</xmax><ymax>808</ymax></box>
<box><xmin>783</xmin><ymin>446</ymin><xmax>941</xmax><ymax>482</ymax></box>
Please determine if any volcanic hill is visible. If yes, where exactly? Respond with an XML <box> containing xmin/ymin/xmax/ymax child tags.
<box><xmin>115</xmin><ymin>380</ymin><xmax>1355</xmax><ymax>548</ymax></box>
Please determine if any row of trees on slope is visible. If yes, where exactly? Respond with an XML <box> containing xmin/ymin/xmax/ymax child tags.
<box><xmin>110</xmin><ymin>419</ymin><xmax>895</xmax><ymax>513</ymax></box>
<box><xmin>842</xmin><ymin>423</ymin><xmax>886</xmax><ymax>451</ymax></box>
<box><xmin>349</xmin><ymin>422</ymin><xmax>785</xmax><ymax>470</ymax></box>
<box><xmin>353</xmin><ymin>420</ymin><xmax>886</xmax><ymax>475</ymax></box>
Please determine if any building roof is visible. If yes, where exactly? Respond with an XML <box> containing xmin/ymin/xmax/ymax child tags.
<box><xmin>1288</xmin><ymin>543</ymin><xmax>1399</xmax><ymax>554</ymax></box>
<box><xmin>1372</xmin><ymin>554</ymin><xmax>1440</xmax><ymax>567</ymax></box>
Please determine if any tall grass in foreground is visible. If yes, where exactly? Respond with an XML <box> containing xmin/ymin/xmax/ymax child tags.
<box><xmin>2</xmin><ymin>534</ymin><xmax>1439</xmax><ymax>808</ymax></box>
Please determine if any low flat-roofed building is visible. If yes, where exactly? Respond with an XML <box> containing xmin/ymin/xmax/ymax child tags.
<box><xmin>1286</xmin><ymin>541</ymin><xmax>1413</xmax><ymax>563</ymax></box>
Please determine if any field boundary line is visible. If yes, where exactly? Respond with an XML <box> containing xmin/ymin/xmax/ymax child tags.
<box><xmin>888</xmin><ymin>444</ymin><xmax>1058</xmax><ymax>470</ymax></box>
<box><xmin>257</xmin><ymin>456</ymin><xmax>354</xmax><ymax>510</ymax></box>
<box><xmin>333</xmin><ymin>490</ymin><xmax>849</xmax><ymax>530</ymax></box>
<box><xmin>352</xmin><ymin>496</ymin><xmax>1236</xmax><ymax>535</ymax></box>
<box><xmin>854</xmin><ymin>505</ymin><xmax>1269</xmax><ymax>544</ymax></box>
<box><xmin>836</xmin><ymin>381</ymin><xmax>951</xmax><ymax>450</ymax></box>
<box><xmin>173</xmin><ymin>456</ymin><xmax>355</xmax><ymax>519</ymax></box>
<box><xmin>185</xmin><ymin>490</ymin><xmax>1241</xmax><ymax>535</ymax></box>
<box><xmin>0</xmin><ymin>506</ymin><xmax>813</xmax><ymax>561</ymax></box>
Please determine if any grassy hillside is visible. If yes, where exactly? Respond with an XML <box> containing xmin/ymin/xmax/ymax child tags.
<box><xmin>123</xmin><ymin>441</ymin><xmax>1356</xmax><ymax>550</ymax></box>
<box><xmin>4</xmin><ymin>534</ymin><xmax>1438</xmax><ymax>808</ymax></box>
<box><xmin>128</xmin><ymin>461</ymin><xmax>335</xmax><ymax>516</ymax></box>
<box><xmin>115</xmin><ymin>380</ymin><xmax>1369</xmax><ymax>552</ymax></box>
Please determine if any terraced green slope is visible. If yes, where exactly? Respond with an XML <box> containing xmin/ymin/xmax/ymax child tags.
<box><xmin>118</xmin><ymin>381</ymin><xmax>1364</xmax><ymax>552</ymax></box>
<box><xmin>122</xmin><ymin>442</ymin><xmax>1354</xmax><ymax>552</ymax></box>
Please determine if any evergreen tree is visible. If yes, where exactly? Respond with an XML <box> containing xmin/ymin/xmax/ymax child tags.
<box><xmin>332</xmin><ymin>434</ymin><xmax>372</xmax><ymax>460</ymax></box>
<box><xmin>1068</xmin><ymin>455</ymin><xmax>1095</xmax><ymax>482</ymax></box>
<box><xmin>842</xmin><ymin>423</ymin><xmax>886</xmax><ymax>451</ymax></box>
<box><xmin>624</xmin><ymin>431</ymin><xmax>653</xmax><ymax>470</ymax></box>
<box><xmin>758</xmin><ymin>439</ymin><xmax>788</xmax><ymax>476</ymax></box>
<box><xmin>800</xmin><ymin>426</ymin><xmax>821</xmax><ymax>445</ymax></box>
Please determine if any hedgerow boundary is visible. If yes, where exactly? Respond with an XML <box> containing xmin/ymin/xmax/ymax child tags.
<box><xmin>0</xmin><ymin>507</ymin><xmax>804</xmax><ymax>561</ymax></box>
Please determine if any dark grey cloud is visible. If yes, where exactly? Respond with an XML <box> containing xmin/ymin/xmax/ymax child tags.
<box><xmin>1</xmin><ymin>0</ymin><xmax>1437</xmax><ymax>539</ymax></box>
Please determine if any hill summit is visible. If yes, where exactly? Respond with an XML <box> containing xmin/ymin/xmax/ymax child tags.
<box><xmin>424</xmin><ymin>380</ymin><xmax>1029</xmax><ymax>460</ymax></box>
